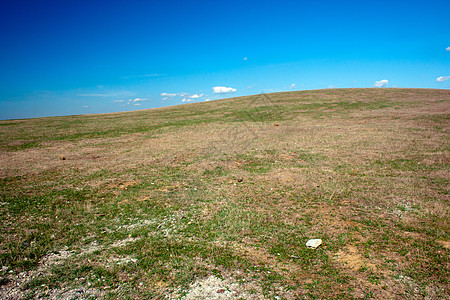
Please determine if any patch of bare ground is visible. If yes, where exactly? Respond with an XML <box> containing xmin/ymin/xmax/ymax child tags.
<box><xmin>0</xmin><ymin>243</ymin><xmax>102</xmax><ymax>299</ymax></box>
<box><xmin>176</xmin><ymin>275</ymin><xmax>266</xmax><ymax>299</ymax></box>
<box><xmin>0</xmin><ymin>236</ymin><xmax>146</xmax><ymax>299</ymax></box>
<box><xmin>437</xmin><ymin>240</ymin><xmax>450</xmax><ymax>249</ymax></box>
<box><xmin>335</xmin><ymin>245</ymin><xmax>378</xmax><ymax>272</ymax></box>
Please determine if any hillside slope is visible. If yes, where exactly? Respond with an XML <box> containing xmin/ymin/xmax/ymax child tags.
<box><xmin>0</xmin><ymin>88</ymin><xmax>449</xmax><ymax>299</ymax></box>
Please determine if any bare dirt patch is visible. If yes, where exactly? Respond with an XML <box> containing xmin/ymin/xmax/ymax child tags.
<box><xmin>334</xmin><ymin>245</ymin><xmax>378</xmax><ymax>272</ymax></box>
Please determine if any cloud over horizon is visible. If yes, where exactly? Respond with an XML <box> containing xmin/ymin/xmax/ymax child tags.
<box><xmin>160</xmin><ymin>93</ymin><xmax>176</xmax><ymax>97</ymax></box>
<box><xmin>212</xmin><ymin>86</ymin><xmax>237</xmax><ymax>94</ymax></box>
<box><xmin>188</xmin><ymin>93</ymin><xmax>203</xmax><ymax>99</ymax></box>
<box><xmin>436</xmin><ymin>76</ymin><xmax>450</xmax><ymax>82</ymax></box>
<box><xmin>114</xmin><ymin>98</ymin><xmax>150</xmax><ymax>105</ymax></box>
<box><xmin>132</xmin><ymin>98</ymin><xmax>148</xmax><ymax>102</ymax></box>
<box><xmin>374</xmin><ymin>79</ymin><xmax>389</xmax><ymax>88</ymax></box>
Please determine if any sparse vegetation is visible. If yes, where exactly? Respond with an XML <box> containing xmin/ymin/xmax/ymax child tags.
<box><xmin>0</xmin><ymin>88</ymin><xmax>449</xmax><ymax>299</ymax></box>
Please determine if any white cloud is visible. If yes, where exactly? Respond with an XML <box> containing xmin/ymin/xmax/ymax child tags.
<box><xmin>133</xmin><ymin>98</ymin><xmax>148</xmax><ymax>102</ymax></box>
<box><xmin>124</xmin><ymin>98</ymin><xmax>149</xmax><ymax>104</ymax></box>
<box><xmin>436</xmin><ymin>76</ymin><xmax>450</xmax><ymax>82</ymax></box>
<box><xmin>212</xmin><ymin>86</ymin><xmax>237</xmax><ymax>94</ymax></box>
<box><xmin>446</xmin><ymin>47</ymin><xmax>450</xmax><ymax>51</ymax></box>
<box><xmin>374</xmin><ymin>79</ymin><xmax>389</xmax><ymax>88</ymax></box>
<box><xmin>113</xmin><ymin>100</ymin><xmax>125</xmax><ymax>103</ymax></box>
<box><xmin>204</xmin><ymin>99</ymin><xmax>211</xmax><ymax>102</ymax></box>
<box><xmin>283</xmin><ymin>83</ymin><xmax>296</xmax><ymax>90</ymax></box>
<box><xmin>243</xmin><ymin>57</ymin><xmax>248</xmax><ymax>61</ymax></box>
<box><xmin>179</xmin><ymin>92</ymin><xmax>189</xmax><ymax>97</ymax></box>
<box><xmin>82</xmin><ymin>105</ymin><xmax>88</xmax><ymax>108</ymax></box>
<box><xmin>181</xmin><ymin>98</ymin><xmax>193</xmax><ymax>103</ymax></box>
<box><xmin>160</xmin><ymin>93</ymin><xmax>176</xmax><ymax>97</ymax></box>
<box><xmin>188</xmin><ymin>93</ymin><xmax>203</xmax><ymax>99</ymax></box>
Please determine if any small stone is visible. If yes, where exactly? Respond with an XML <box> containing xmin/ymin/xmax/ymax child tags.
<box><xmin>58</xmin><ymin>155</ymin><xmax>66</xmax><ymax>161</ymax></box>
<box><xmin>216</xmin><ymin>289</ymin><xmax>226</xmax><ymax>294</ymax></box>
<box><xmin>237</xmin><ymin>178</ymin><xmax>243</xmax><ymax>183</ymax></box>
<box><xmin>306</xmin><ymin>239</ymin><xmax>322</xmax><ymax>249</ymax></box>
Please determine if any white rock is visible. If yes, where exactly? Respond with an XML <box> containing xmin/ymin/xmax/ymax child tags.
<box><xmin>306</xmin><ymin>239</ymin><xmax>322</xmax><ymax>249</ymax></box>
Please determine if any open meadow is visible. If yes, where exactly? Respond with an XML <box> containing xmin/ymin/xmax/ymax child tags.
<box><xmin>0</xmin><ymin>88</ymin><xmax>449</xmax><ymax>299</ymax></box>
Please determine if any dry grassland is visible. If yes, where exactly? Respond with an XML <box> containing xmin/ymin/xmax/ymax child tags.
<box><xmin>0</xmin><ymin>88</ymin><xmax>448</xmax><ymax>299</ymax></box>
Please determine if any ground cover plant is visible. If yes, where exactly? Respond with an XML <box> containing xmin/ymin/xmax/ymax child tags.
<box><xmin>0</xmin><ymin>88</ymin><xmax>448</xmax><ymax>299</ymax></box>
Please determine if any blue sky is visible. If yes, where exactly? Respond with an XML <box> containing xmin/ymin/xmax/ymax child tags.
<box><xmin>1</xmin><ymin>0</ymin><xmax>449</xmax><ymax>120</ymax></box>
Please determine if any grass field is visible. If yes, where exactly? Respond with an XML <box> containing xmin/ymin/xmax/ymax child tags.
<box><xmin>0</xmin><ymin>88</ymin><xmax>449</xmax><ymax>299</ymax></box>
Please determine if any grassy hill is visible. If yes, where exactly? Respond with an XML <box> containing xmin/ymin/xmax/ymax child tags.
<box><xmin>0</xmin><ymin>88</ymin><xmax>449</xmax><ymax>299</ymax></box>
